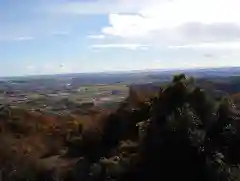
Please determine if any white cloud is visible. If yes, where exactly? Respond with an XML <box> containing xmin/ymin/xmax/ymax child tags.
<box><xmin>96</xmin><ymin>0</ymin><xmax>240</xmax><ymax>47</ymax></box>
<box><xmin>102</xmin><ymin>14</ymin><xmax>153</xmax><ymax>38</ymax></box>
<box><xmin>40</xmin><ymin>0</ymin><xmax>240</xmax><ymax>70</ymax></box>
<box><xmin>168</xmin><ymin>42</ymin><xmax>240</xmax><ymax>49</ymax></box>
<box><xmin>90</xmin><ymin>43</ymin><xmax>149</xmax><ymax>50</ymax></box>
<box><xmin>102</xmin><ymin>0</ymin><xmax>240</xmax><ymax>36</ymax></box>
<box><xmin>46</xmin><ymin>0</ymin><xmax>240</xmax><ymax>47</ymax></box>
<box><xmin>87</xmin><ymin>34</ymin><xmax>105</xmax><ymax>39</ymax></box>
<box><xmin>13</xmin><ymin>36</ymin><xmax>34</xmax><ymax>41</ymax></box>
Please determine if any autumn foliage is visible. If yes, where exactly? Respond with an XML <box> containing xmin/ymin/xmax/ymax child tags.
<box><xmin>1</xmin><ymin>74</ymin><xmax>240</xmax><ymax>181</ymax></box>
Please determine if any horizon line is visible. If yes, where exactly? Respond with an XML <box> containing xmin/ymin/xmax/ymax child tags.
<box><xmin>1</xmin><ymin>66</ymin><xmax>240</xmax><ymax>79</ymax></box>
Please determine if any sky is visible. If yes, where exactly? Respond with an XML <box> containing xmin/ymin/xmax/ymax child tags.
<box><xmin>1</xmin><ymin>0</ymin><xmax>240</xmax><ymax>76</ymax></box>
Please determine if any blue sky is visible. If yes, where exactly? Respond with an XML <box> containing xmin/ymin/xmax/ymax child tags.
<box><xmin>1</xmin><ymin>0</ymin><xmax>240</xmax><ymax>76</ymax></box>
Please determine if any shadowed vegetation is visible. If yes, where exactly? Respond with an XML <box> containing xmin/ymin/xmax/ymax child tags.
<box><xmin>1</xmin><ymin>74</ymin><xmax>240</xmax><ymax>181</ymax></box>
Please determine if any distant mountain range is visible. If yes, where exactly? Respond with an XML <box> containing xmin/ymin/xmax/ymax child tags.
<box><xmin>1</xmin><ymin>66</ymin><xmax>240</xmax><ymax>85</ymax></box>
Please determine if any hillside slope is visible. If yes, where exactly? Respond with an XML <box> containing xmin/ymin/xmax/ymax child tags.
<box><xmin>1</xmin><ymin>74</ymin><xmax>240</xmax><ymax>181</ymax></box>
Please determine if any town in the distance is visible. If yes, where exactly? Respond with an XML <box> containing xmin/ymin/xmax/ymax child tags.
<box><xmin>1</xmin><ymin>67</ymin><xmax>240</xmax><ymax>114</ymax></box>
